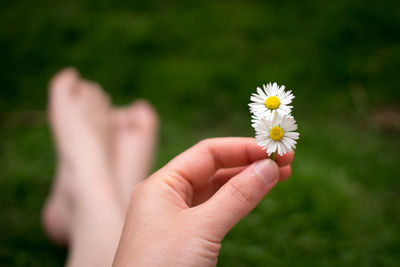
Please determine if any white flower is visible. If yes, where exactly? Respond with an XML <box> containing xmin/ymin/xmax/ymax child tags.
<box><xmin>255</xmin><ymin>114</ymin><xmax>299</xmax><ymax>156</ymax></box>
<box><xmin>249</xmin><ymin>82</ymin><xmax>294</xmax><ymax>120</ymax></box>
<box><xmin>251</xmin><ymin>114</ymin><xmax>262</xmax><ymax>128</ymax></box>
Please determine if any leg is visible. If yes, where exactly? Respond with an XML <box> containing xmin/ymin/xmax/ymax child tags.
<box><xmin>42</xmin><ymin>68</ymin><xmax>159</xmax><ymax>266</ymax></box>
<box><xmin>43</xmin><ymin>68</ymin><xmax>123</xmax><ymax>266</ymax></box>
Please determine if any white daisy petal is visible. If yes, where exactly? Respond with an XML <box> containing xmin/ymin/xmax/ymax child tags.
<box><xmin>257</xmin><ymin>87</ymin><xmax>267</xmax><ymax>98</ymax></box>
<box><xmin>280</xmin><ymin>140</ymin><xmax>291</xmax><ymax>153</ymax></box>
<box><xmin>276</xmin><ymin>142</ymin><xmax>283</xmax><ymax>155</ymax></box>
<box><xmin>268</xmin><ymin>143</ymin><xmax>277</xmax><ymax>155</ymax></box>
<box><xmin>282</xmin><ymin>137</ymin><xmax>296</xmax><ymax>148</ymax></box>
<box><xmin>285</xmin><ymin>132</ymin><xmax>300</xmax><ymax>139</ymax></box>
<box><xmin>250</xmin><ymin>95</ymin><xmax>265</xmax><ymax>103</ymax></box>
<box><xmin>280</xmin><ymin>142</ymin><xmax>289</xmax><ymax>155</ymax></box>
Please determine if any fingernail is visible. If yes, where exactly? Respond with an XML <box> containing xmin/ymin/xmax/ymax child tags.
<box><xmin>252</xmin><ymin>159</ymin><xmax>279</xmax><ymax>185</ymax></box>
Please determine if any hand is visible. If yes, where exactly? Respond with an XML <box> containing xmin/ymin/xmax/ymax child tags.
<box><xmin>113</xmin><ymin>137</ymin><xmax>294</xmax><ymax>266</ymax></box>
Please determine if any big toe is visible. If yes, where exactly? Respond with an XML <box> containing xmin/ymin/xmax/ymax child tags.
<box><xmin>49</xmin><ymin>67</ymin><xmax>79</xmax><ymax>99</ymax></box>
<box><xmin>128</xmin><ymin>100</ymin><xmax>159</xmax><ymax>131</ymax></box>
<box><xmin>77</xmin><ymin>79</ymin><xmax>110</xmax><ymax>110</ymax></box>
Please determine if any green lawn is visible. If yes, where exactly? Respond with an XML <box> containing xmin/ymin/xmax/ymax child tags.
<box><xmin>1</xmin><ymin>0</ymin><xmax>399</xmax><ymax>266</ymax></box>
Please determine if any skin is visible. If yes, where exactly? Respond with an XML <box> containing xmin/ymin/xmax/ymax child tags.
<box><xmin>42</xmin><ymin>67</ymin><xmax>294</xmax><ymax>267</ymax></box>
<box><xmin>113</xmin><ymin>138</ymin><xmax>294</xmax><ymax>266</ymax></box>
<box><xmin>42</xmin><ymin>68</ymin><xmax>158</xmax><ymax>266</ymax></box>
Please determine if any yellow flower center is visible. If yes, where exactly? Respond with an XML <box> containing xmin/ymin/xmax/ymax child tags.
<box><xmin>270</xmin><ymin>126</ymin><xmax>284</xmax><ymax>141</ymax></box>
<box><xmin>264</xmin><ymin>96</ymin><xmax>280</xmax><ymax>109</ymax></box>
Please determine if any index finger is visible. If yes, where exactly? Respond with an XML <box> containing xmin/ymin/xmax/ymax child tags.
<box><xmin>159</xmin><ymin>137</ymin><xmax>294</xmax><ymax>188</ymax></box>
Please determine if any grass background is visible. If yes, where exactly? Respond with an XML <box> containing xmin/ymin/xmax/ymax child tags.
<box><xmin>1</xmin><ymin>0</ymin><xmax>400</xmax><ymax>266</ymax></box>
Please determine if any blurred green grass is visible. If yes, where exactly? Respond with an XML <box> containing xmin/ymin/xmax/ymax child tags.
<box><xmin>1</xmin><ymin>0</ymin><xmax>399</xmax><ymax>266</ymax></box>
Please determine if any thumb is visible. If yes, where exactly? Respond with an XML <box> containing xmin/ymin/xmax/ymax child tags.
<box><xmin>198</xmin><ymin>159</ymin><xmax>279</xmax><ymax>239</ymax></box>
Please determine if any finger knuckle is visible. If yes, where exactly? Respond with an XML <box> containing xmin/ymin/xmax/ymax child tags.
<box><xmin>197</xmin><ymin>138</ymin><xmax>215</xmax><ymax>148</ymax></box>
<box><xmin>227</xmin><ymin>181</ymin><xmax>253</xmax><ymax>207</ymax></box>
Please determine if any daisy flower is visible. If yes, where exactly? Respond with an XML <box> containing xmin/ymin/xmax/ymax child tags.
<box><xmin>255</xmin><ymin>114</ymin><xmax>299</xmax><ymax>156</ymax></box>
<box><xmin>251</xmin><ymin>114</ymin><xmax>262</xmax><ymax>128</ymax></box>
<box><xmin>249</xmin><ymin>82</ymin><xmax>294</xmax><ymax>120</ymax></box>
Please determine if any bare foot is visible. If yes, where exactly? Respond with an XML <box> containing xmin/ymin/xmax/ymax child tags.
<box><xmin>42</xmin><ymin>68</ymin><xmax>158</xmax><ymax>246</ymax></box>
<box><xmin>47</xmin><ymin>68</ymin><xmax>111</xmax><ymax>167</ymax></box>
<box><xmin>42</xmin><ymin>68</ymin><xmax>118</xmax><ymax>245</ymax></box>
<box><xmin>111</xmin><ymin>100</ymin><xmax>158</xmax><ymax>208</ymax></box>
<box><xmin>42</xmin><ymin>68</ymin><xmax>158</xmax><ymax>266</ymax></box>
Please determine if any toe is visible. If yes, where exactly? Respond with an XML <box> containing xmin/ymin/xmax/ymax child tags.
<box><xmin>49</xmin><ymin>67</ymin><xmax>79</xmax><ymax>99</ymax></box>
<box><xmin>111</xmin><ymin>100</ymin><xmax>158</xmax><ymax>133</ymax></box>
<box><xmin>78</xmin><ymin>79</ymin><xmax>110</xmax><ymax>109</ymax></box>
<box><xmin>112</xmin><ymin>108</ymin><xmax>131</xmax><ymax>129</ymax></box>
<box><xmin>87</xmin><ymin>80</ymin><xmax>110</xmax><ymax>107</ymax></box>
<box><xmin>111</xmin><ymin>109</ymin><xmax>123</xmax><ymax>128</ymax></box>
<box><xmin>129</xmin><ymin>100</ymin><xmax>159</xmax><ymax>131</ymax></box>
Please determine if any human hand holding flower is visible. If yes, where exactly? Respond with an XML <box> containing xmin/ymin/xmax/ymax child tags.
<box><xmin>113</xmin><ymin>138</ymin><xmax>294</xmax><ymax>267</ymax></box>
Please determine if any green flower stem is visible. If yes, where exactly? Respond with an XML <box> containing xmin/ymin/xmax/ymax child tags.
<box><xmin>269</xmin><ymin>151</ymin><xmax>277</xmax><ymax>161</ymax></box>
